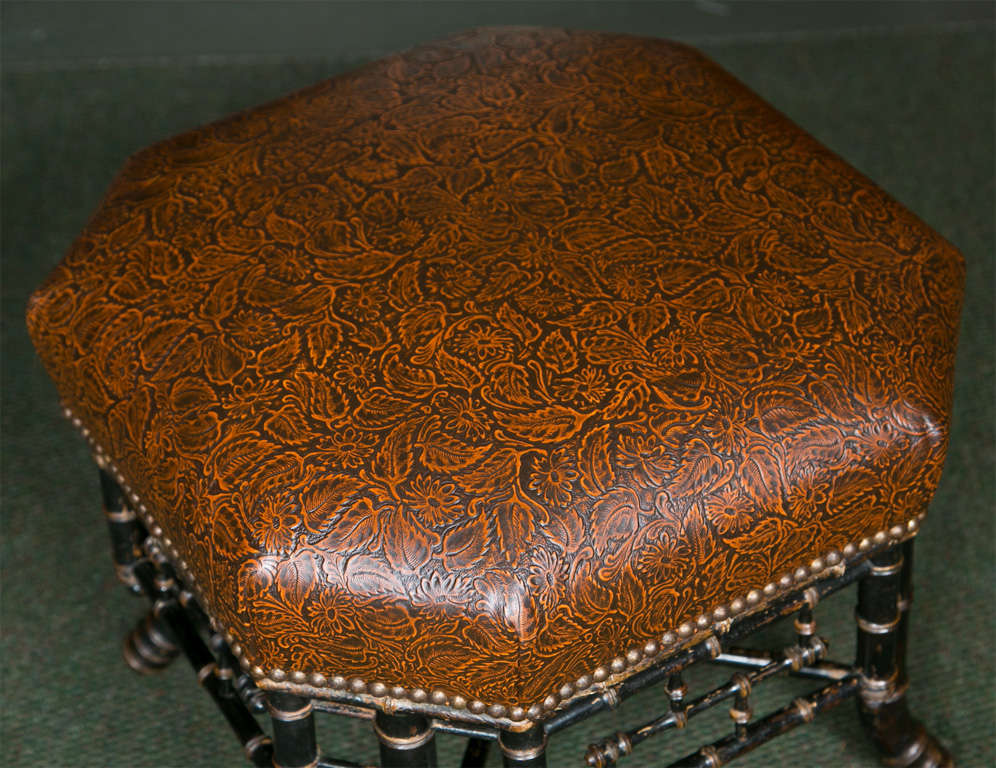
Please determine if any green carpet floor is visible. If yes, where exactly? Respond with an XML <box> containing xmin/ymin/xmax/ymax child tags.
<box><xmin>2</xmin><ymin>7</ymin><xmax>993</xmax><ymax>767</ymax></box>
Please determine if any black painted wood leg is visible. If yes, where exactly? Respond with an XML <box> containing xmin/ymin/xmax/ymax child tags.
<box><xmin>460</xmin><ymin>737</ymin><xmax>491</xmax><ymax>768</ymax></box>
<box><xmin>499</xmin><ymin>724</ymin><xmax>547</xmax><ymax>768</ymax></box>
<box><xmin>856</xmin><ymin>543</ymin><xmax>952</xmax><ymax>768</ymax></box>
<box><xmin>269</xmin><ymin>693</ymin><xmax>319</xmax><ymax>768</ymax></box>
<box><xmin>122</xmin><ymin>609</ymin><xmax>180</xmax><ymax>673</ymax></box>
<box><xmin>374</xmin><ymin>711</ymin><xmax>437</xmax><ymax>768</ymax></box>
<box><xmin>99</xmin><ymin>468</ymin><xmax>143</xmax><ymax>592</ymax></box>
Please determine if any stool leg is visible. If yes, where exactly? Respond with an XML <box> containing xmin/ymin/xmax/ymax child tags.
<box><xmin>374</xmin><ymin>711</ymin><xmax>437</xmax><ymax>768</ymax></box>
<box><xmin>122</xmin><ymin>609</ymin><xmax>180</xmax><ymax>673</ymax></box>
<box><xmin>460</xmin><ymin>737</ymin><xmax>491</xmax><ymax>768</ymax></box>
<box><xmin>498</xmin><ymin>724</ymin><xmax>547</xmax><ymax>768</ymax></box>
<box><xmin>855</xmin><ymin>543</ymin><xmax>952</xmax><ymax>767</ymax></box>
<box><xmin>268</xmin><ymin>693</ymin><xmax>318</xmax><ymax>768</ymax></box>
<box><xmin>99</xmin><ymin>468</ymin><xmax>143</xmax><ymax>592</ymax></box>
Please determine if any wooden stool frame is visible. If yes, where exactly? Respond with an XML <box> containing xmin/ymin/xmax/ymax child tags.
<box><xmin>100</xmin><ymin>467</ymin><xmax>952</xmax><ymax>768</ymax></box>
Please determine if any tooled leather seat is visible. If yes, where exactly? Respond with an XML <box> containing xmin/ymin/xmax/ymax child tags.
<box><xmin>26</xmin><ymin>28</ymin><xmax>962</xmax><ymax>724</ymax></box>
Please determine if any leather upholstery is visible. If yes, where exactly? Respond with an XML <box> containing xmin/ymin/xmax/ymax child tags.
<box><xmin>27</xmin><ymin>28</ymin><xmax>963</xmax><ymax>717</ymax></box>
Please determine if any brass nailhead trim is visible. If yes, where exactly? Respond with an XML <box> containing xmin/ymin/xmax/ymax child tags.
<box><xmin>65</xmin><ymin>404</ymin><xmax>927</xmax><ymax>724</ymax></box>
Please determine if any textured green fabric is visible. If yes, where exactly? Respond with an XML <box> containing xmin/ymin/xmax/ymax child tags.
<box><xmin>2</xmin><ymin>18</ymin><xmax>992</xmax><ymax>768</ymax></box>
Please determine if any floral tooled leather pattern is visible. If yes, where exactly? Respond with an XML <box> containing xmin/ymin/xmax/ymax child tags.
<box><xmin>27</xmin><ymin>28</ymin><xmax>963</xmax><ymax>711</ymax></box>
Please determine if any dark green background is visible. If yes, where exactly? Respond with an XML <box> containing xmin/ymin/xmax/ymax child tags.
<box><xmin>2</xmin><ymin>2</ymin><xmax>993</xmax><ymax>766</ymax></box>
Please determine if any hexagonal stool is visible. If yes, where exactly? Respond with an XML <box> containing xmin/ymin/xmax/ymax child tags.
<box><xmin>27</xmin><ymin>27</ymin><xmax>961</xmax><ymax>768</ymax></box>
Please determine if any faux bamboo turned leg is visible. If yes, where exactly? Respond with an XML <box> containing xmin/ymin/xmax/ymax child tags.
<box><xmin>460</xmin><ymin>737</ymin><xmax>491</xmax><ymax>768</ymax></box>
<box><xmin>856</xmin><ymin>544</ymin><xmax>952</xmax><ymax>768</ymax></box>
<box><xmin>269</xmin><ymin>693</ymin><xmax>318</xmax><ymax>768</ymax></box>
<box><xmin>122</xmin><ymin>610</ymin><xmax>180</xmax><ymax>673</ymax></box>
<box><xmin>498</xmin><ymin>724</ymin><xmax>547</xmax><ymax>768</ymax></box>
<box><xmin>128</xmin><ymin>558</ymin><xmax>274</xmax><ymax>765</ymax></box>
<box><xmin>374</xmin><ymin>711</ymin><xmax>437</xmax><ymax>768</ymax></box>
<box><xmin>99</xmin><ymin>468</ymin><xmax>143</xmax><ymax>591</ymax></box>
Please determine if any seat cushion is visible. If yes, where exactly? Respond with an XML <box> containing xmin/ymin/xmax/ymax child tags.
<box><xmin>26</xmin><ymin>27</ymin><xmax>963</xmax><ymax>721</ymax></box>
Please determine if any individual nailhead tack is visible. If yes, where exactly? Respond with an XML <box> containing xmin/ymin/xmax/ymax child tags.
<box><xmin>470</xmin><ymin>700</ymin><xmax>486</xmax><ymax>714</ymax></box>
<box><xmin>371</xmin><ymin>682</ymin><xmax>388</xmax><ymax>697</ymax></box>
